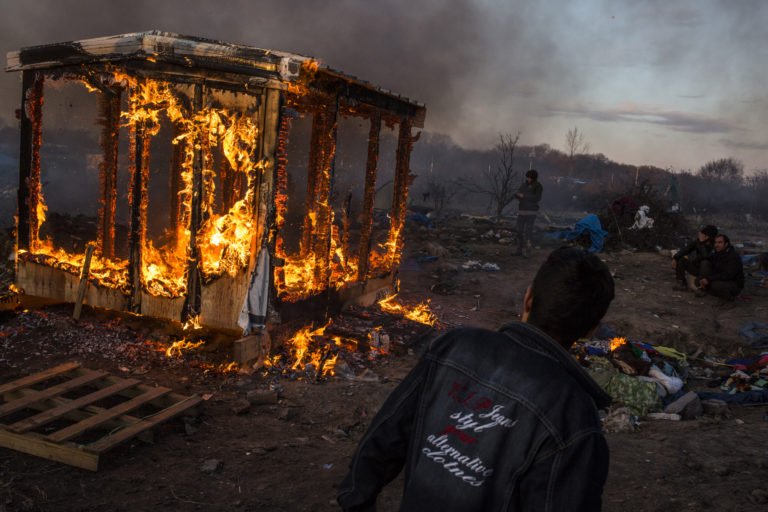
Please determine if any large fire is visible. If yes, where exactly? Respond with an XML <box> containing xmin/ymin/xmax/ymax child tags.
<box><xmin>23</xmin><ymin>69</ymin><xmax>260</xmax><ymax>298</ymax></box>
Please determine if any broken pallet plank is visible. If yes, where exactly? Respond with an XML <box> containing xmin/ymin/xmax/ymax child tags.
<box><xmin>0</xmin><ymin>362</ymin><xmax>80</xmax><ymax>395</ymax></box>
<box><xmin>9</xmin><ymin>378</ymin><xmax>141</xmax><ymax>434</ymax></box>
<box><xmin>0</xmin><ymin>369</ymin><xmax>108</xmax><ymax>417</ymax></box>
<box><xmin>85</xmin><ymin>394</ymin><xmax>202</xmax><ymax>453</ymax></box>
<box><xmin>45</xmin><ymin>386</ymin><xmax>171</xmax><ymax>443</ymax></box>
<box><xmin>0</xmin><ymin>428</ymin><xmax>99</xmax><ymax>471</ymax></box>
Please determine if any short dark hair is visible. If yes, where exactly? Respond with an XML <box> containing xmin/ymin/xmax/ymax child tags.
<box><xmin>527</xmin><ymin>247</ymin><xmax>615</xmax><ymax>346</ymax></box>
<box><xmin>701</xmin><ymin>225</ymin><xmax>718</xmax><ymax>239</ymax></box>
<box><xmin>526</xmin><ymin>169</ymin><xmax>538</xmax><ymax>181</ymax></box>
<box><xmin>716</xmin><ymin>234</ymin><xmax>730</xmax><ymax>245</ymax></box>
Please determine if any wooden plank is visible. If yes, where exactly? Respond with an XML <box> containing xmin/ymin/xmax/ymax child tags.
<box><xmin>0</xmin><ymin>370</ymin><xmax>107</xmax><ymax>417</ymax></box>
<box><xmin>129</xmin><ymin>121</ymin><xmax>147</xmax><ymax>313</ymax></box>
<box><xmin>45</xmin><ymin>386</ymin><xmax>171</xmax><ymax>443</ymax></box>
<box><xmin>85</xmin><ymin>394</ymin><xmax>202</xmax><ymax>454</ymax></box>
<box><xmin>9</xmin><ymin>378</ymin><xmax>140</xmax><ymax>434</ymax></box>
<box><xmin>16</xmin><ymin>71</ymin><xmax>35</xmax><ymax>251</ymax></box>
<box><xmin>182</xmin><ymin>83</ymin><xmax>204</xmax><ymax>320</ymax></box>
<box><xmin>0</xmin><ymin>362</ymin><xmax>80</xmax><ymax>395</ymax></box>
<box><xmin>73</xmin><ymin>243</ymin><xmax>96</xmax><ymax>321</ymax></box>
<box><xmin>4</xmin><ymin>387</ymin><xmax>150</xmax><ymax>433</ymax></box>
<box><xmin>357</xmin><ymin>112</ymin><xmax>381</xmax><ymax>281</ymax></box>
<box><xmin>0</xmin><ymin>429</ymin><xmax>99</xmax><ymax>472</ymax></box>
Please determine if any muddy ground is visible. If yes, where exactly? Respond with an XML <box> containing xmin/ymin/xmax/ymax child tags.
<box><xmin>1</xmin><ymin>216</ymin><xmax>768</xmax><ymax>512</ymax></box>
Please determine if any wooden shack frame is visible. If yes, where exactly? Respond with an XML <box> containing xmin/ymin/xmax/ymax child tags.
<box><xmin>5</xmin><ymin>31</ymin><xmax>426</xmax><ymax>332</ymax></box>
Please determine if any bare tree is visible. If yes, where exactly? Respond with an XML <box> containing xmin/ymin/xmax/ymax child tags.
<box><xmin>420</xmin><ymin>171</ymin><xmax>459</xmax><ymax>213</ymax></box>
<box><xmin>565</xmin><ymin>126</ymin><xmax>590</xmax><ymax>177</ymax></box>
<box><xmin>697</xmin><ymin>157</ymin><xmax>744</xmax><ymax>184</ymax></box>
<box><xmin>459</xmin><ymin>132</ymin><xmax>521</xmax><ymax>221</ymax></box>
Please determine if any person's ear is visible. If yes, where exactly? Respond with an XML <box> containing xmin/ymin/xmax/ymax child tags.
<box><xmin>522</xmin><ymin>286</ymin><xmax>533</xmax><ymax>322</ymax></box>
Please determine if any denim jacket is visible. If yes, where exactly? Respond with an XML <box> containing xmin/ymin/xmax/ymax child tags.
<box><xmin>338</xmin><ymin>322</ymin><xmax>611</xmax><ymax>512</ymax></box>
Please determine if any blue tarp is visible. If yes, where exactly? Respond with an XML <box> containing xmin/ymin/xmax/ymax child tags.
<box><xmin>737</xmin><ymin>322</ymin><xmax>768</xmax><ymax>348</ymax></box>
<box><xmin>545</xmin><ymin>214</ymin><xmax>608</xmax><ymax>253</ymax></box>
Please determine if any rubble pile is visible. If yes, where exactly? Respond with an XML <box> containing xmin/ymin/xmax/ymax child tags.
<box><xmin>264</xmin><ymin>302</ymin><xmax>437</xmax><ymax>382</ymax></box>
<box><xmin>598</xmin><ymin>188</ymin><xmax>690</xmax><ymax>252</ymax></box>
<box><xmin>0</xmin><ymin>306</ymin><xmax>238</xmax><ymax>378</ymax></box>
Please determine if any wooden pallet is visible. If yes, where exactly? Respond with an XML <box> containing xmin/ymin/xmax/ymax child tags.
<box><xmin>0</xmin><ymin>362</ymin><xmax>202</xmax><ymax>471</ymax></box>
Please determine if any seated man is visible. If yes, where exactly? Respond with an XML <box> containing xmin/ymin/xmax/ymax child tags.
<box><xmin>696</xmin><ymin>234</ymin><xmax>744</xmax><ymax>300</ymax></box>
<box><xmin>671</xmin><ymin>224</ymin><xmax>718</xmax><ymax>290</ymax></box>
<box><xmin>338</xmin><ymin>248</ymin><xmax>615</xmax><ymax>511</ymax></box>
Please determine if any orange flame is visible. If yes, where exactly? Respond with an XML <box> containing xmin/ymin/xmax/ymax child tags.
<box><xmin>378</xmin><ymin>293</ymin><xmax>438</xmax><ymax>326</ymax></box>
<box><xmin>165</xmin><ymin>338</ymin><xmax>205</xmax><ymax>358</ymax></box>
<box><xmin>609</xmin><ymin>337</ymin><xmax>627</xmax><ymax>351</ymax></box>
<box><xmin>24</xmin><ymin>68</ymin><xmax>259</xmax><ymax>299</ymax></box>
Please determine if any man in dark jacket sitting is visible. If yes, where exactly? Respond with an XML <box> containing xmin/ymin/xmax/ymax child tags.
<box><xmin>671</xmin><ymin>224</ymin><xmax>718</xmax><ymax>290</ymax></box>
<box><xmin>696</xmin><ymin>234</ymin><xmax>744</xmax><ymax>301</ymax></box>
<box><xmin>338</xmin><ymin>248</ymin><xmax>615</xmax><ymax>511</ymax></box>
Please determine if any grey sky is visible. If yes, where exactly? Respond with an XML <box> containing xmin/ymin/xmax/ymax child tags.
<box><xmin>0</xmin><ymin>0</ymin><xmax>766</xmax><ymax>171</ymax></box>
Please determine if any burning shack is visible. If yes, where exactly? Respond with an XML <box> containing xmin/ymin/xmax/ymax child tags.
<box><xmin>6</xmin><ymin>31</ymin><xmax>426</xmax><ymax>333</ymax></box>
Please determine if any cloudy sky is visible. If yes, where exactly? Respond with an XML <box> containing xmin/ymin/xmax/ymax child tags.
<box><xmin>0</xmin><ymin>0</ymin><xmax>766</xmax><ymax>172</ymax></box>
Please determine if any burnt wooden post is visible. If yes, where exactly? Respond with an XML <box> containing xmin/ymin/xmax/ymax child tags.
<box><xmin>169</xmin><ymin>120</ymin><xmax>185</xmax><ymax>245</ymax></box>
<box><xmin>271</xmin><ymin>101</ymin><xmax>292</xmax><ymax>296</ymax></box>
<box><xmin>17</xmin><ymin>71</ymin><xmax>44</xmax><ymax>253</ymax></box>
<box><xmin>312</xmin><ymin>98</ymin><xmax>338</xmax><ymax>287</ymax></box>
<box><xmin>129</xmin><ymin>121</ymin><xmax>148</xmax><ymax>312</ymax></box>
<box><xmin>357</xmin><ymin>111</ymin><xmax>381</xmax><ymax>281</ymax></box>
<box><xmin>388</xmin><ymin>119</ymin><xmax>415</xmax><ymax>269</ymax></box>
<box><xmin>183</xmin><ymin>84</ymin><xmax>205</xmax><ymax>319</ymax></box>
<box><xmin>300</xmin><ymin>110</ymin><xmax>324</xmax><ymax>257</ymax></box>
<box><xmin>97</xmin><ymin>90</ymin><xmax>121</xmax><ymax>259</ymax></box>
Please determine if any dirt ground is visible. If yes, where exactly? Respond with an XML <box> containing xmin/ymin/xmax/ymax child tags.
<box><xmin>1</xmin><ymin>216</ymin><xmax>768</xmax><ymax>512</ymax></box>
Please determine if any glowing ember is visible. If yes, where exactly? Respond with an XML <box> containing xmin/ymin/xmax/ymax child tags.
<box><xmin>268</xmin><ymin>322</ymin><xmax>355</xmax><ymax>378</ymax></box>
<box><xmin>609</xmin><ymin>337</ymin><xmax>627</xmax><ymax>351</ymax></box>
<box><xmin>378</xmin><ymin>293</ymin><xmax>438</xmax><ymax>326</ymax></box>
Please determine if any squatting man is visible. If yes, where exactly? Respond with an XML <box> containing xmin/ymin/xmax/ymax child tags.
<box><xmin>671</xmin><ymin>226</ymin><xmax>744</xmax><ymax>301</ymax></box>
<box><xmin>338</xmin><ymin>247</ymin><xmax>615</xmax><ymax>511</ymax></box>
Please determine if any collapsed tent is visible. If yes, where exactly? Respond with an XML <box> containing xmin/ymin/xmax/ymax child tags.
<box><xmin>546</xmin><ymin>214</ymin><xmax>609</xmax><ymax>252</ymax></box>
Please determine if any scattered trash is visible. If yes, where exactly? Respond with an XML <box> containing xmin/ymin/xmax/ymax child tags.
<box><xmin>645</xmin><ymin>412</ymin><xmax>681</xmax><ymax>421</ymax></box>
<box><xmin>461</xmin><ymin>260</ymin><xmax>501</xmax><ymax>271</ymax></box>
<box><xmin>629</xmin><ymin>205</ymin><xmax>654</xmax><ymax>230</ymax></box>
<box><xmin>737</xmin><ymin>322</ymin><xmax>768</xmax><ymax>348</ymax></box>
<box><xmin>545</xmin><ymin>214</ymin><xmax>608</xmax><ymax>253</ymax></box>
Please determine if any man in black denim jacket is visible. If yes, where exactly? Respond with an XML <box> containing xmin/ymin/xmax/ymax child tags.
<box><xmin>338</xmin><ymin>248</ymin><xmax>615</xmax><ymax>511</ymax></box>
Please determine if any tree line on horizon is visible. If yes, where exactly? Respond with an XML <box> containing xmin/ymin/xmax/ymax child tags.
<box><xmin>410</xmin><ymin>128</ymin><xmax>768</xmax><ymax>222</ymax></box>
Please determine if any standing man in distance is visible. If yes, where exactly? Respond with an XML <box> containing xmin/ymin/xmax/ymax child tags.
<box><xmin>514</xmin><ymin>169</ymin><xmax>543</xmax><ymax>258</ymax></box>
<box><xmin>338</xmin><ymin>247</ymin><xmax>614</xmax><ymax>511</ymax></box>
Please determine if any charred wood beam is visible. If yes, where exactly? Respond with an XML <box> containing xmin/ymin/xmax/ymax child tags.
<box><xmin>129</xmin><ymin>122</ymin><xmax>149</xmax><ymax>313</ymax></box>
<box><xmin>97</xmin><ymin>90</ymin><xmax>121</xmax><ymax>259</ymax></box>
<box><xmin>271</xmin><ymin>101</ymin><xmax>292</xmax><ymax>295</ymax></box>
<box><xmin>306</xmin><ymin>71</ymin><xmax>426</xmax><ymax>126</ymax></box>
<box><xmin>183</xmin><ymin>84</ymin><xmax>205</xmax><ymax>320</ymax></box>
<box><xmin>389</xmin><ymin>119</ymin><xmax>416</xmax><ymax>269</ymax></box>
<box><xmin>17</xmin><ymin>71</ymin><xmax>44</xmax><ymax>252</ymax></box>
<box><xmin>357</xmin><ymin>112</ymin><xmax>381</xmax><ymax>282</ymax></box>
<box><xmin>300</xmin><ymin>111</ymin><xmax>325</xmax><ymax>257</ymax></box>
<box><xmin>250</xmin><ymin>89</ymin><xmax>271</xmax><ymax>254</ymax></box>
<box><xmin>312</xmin><ymin>98</ymin><xmax>339</xmax><ymax>287</ymax></box>
<box><xmin>169</xmin><ymin>121</ymin><xmax>185</xmax><ymax>245</ymax></box>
